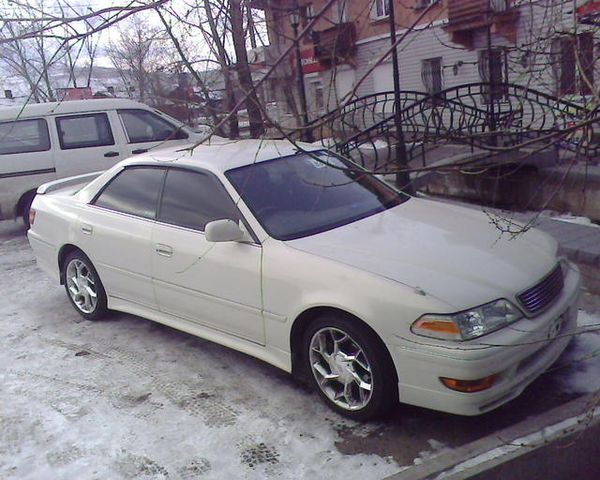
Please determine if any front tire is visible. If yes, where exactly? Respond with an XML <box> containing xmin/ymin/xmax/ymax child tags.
<box><xmin>302</xmin><ymin>313</ymin><xmax>398</xmax><ymax>421</ymax></box>
<box><xmin>62</xmin><ymin>251</ymin><xmax>108</xmax><ymax>321</ymax></box>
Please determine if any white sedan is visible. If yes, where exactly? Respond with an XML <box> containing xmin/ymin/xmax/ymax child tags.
<box><xmin>28</xmin><ymin>139</ymin><xmax>580</xmax><ymax>420</ymax></box>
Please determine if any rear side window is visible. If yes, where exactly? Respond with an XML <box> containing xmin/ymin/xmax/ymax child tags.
<box><xmin>56</xmin><ymin>113</ymin><xmax>114</xmax><ymax>149</ymax></box>
<box><xmin>0</xmin><ymin>118</ymin><xmax>50</xmax><ymax>155</ymax></box>
<box><xmin>118</xmin><ymin>109</ymin><xmax>188</xmax><ymax>143</ymax></box>
<box><xmin>93</xmin><ymin>167</ymin><xmax>165</xmax><ymax>219</ymax></box>
<box><xmin>158</xmin><ymin>168</ymin><xmax>240</xmax><ymax>231</ymax></box>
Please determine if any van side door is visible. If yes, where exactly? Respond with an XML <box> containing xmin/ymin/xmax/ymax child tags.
<box><xmin>52</xmin><ymin>112</ymin><xmax>126</xmax><ymax>177</ymax></box>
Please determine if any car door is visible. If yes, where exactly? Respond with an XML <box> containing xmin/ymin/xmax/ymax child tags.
<box><xmin>52</xmin><ymin>112</ymin><xmax>126</xmax><ymax>177</ymax></box>
<box><xmin>77</xmin><ymin>166</ymin><xmax>165</xmax><ymax>309</ymax></box>
<box><xmin>117</xmin><ymin>109</ymin><xmax>191</xmax><ymax>157</ymax></box>
<box><xmin>151</xmin><ymin>167</ymin><xmax>265</xmax><ymax>344</ymax></box>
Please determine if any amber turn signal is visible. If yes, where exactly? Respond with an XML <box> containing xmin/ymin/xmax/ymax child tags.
<box><xmin>440</xmin><ymin>375</ymin><xmax>496</xmax><ymax>393</ymax></box>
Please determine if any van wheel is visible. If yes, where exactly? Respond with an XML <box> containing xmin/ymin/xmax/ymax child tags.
<box><xmin>21</xmin><ymin>193</ymin><xmax>35</xmax><ymax>228</ymax></box>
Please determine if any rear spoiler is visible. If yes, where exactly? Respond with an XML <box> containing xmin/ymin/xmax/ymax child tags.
<box><xmin>37</xmin><ymin>171</ymin><xmax>104</xmax><ymax>195</ymax></box>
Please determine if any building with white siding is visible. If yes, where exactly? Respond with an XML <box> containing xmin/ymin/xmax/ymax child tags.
<box><xmin>258</xmin><ymin>0</ymin><xmax>599</xmax><ymax>124</ymax></box>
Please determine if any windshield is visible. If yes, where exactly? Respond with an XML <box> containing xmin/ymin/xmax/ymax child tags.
<box><xmin>225</xmin><ymin>151</ymin><xmax>408</xmax><ymax>240</ymax></box>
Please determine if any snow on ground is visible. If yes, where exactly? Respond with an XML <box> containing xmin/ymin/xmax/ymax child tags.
<box><xmin>2</xmin><ymin>218</ymin><xmax>600</xmax><ymax>480</ymax></box>
<box><xmin>550</xmin><ymin>214</ymin><xmax>599</xmax><ymax>228</ymax></box>
<box><xmin>555</xmin><ymin>310</ymin><xmax>600</xmax><ymax>394</ymax></box>
<box><xmin>0</xmin><ymin>223</ymin><xmax>400</xmax><ymax>479</ymax></box>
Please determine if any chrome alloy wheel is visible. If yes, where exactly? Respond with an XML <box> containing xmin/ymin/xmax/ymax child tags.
<box><xmin>66</xmin><ymin>259</ymin><xmax>98</xmax><ymax>314</ymax></box>
<box><xmin>309</xmin><ymin>327</ymin><xmax>373</xmax><ymax>411</ymax></box>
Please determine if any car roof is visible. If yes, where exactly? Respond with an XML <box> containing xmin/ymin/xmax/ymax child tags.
<box><xmin>127</xmin><ymin>138</ymin><xmax>324</xmax><ymax>173</ymax></box>
<box><xmin>0</xmin><ymin>98</ymin><xmax>156</xmax><ymax>122</ymax></box>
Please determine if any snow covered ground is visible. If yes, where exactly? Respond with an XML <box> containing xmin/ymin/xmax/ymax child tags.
<box><xmin>1</xmin><ymin>220</ymin><xmax>599</xmax><ymax>480</ymax></box>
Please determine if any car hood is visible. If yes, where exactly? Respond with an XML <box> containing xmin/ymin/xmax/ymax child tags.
<box><xmin>286</xmin><ymin>198</ymin><xmax>558</xmax><ymax>311</ymax></box>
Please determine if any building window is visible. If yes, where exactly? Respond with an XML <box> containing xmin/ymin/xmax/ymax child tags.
<box><xmin>4</xmin><ymin>89</ymin><xmax>13</xmax><ymax>99</ymax></box>
<box><xmin>332</xmin><ymin>0</ymin><xmax>348</xmax><ymax>24</ymax></box>
<box><xmin>478</xmin><ymin>48</ymin><xmax>508</xmax><ymax>101</ymax></box>
<box><xmin>370</xmin><ymin>0</ymin><xmax>389</xmax><ymax>20</ymax></box>
<box><xmin>107</xmin><ymin>86</ymin><xmax>115</xmax><ymax>95</ymax></box>
<box><xmin>301</xmin><ymin>3</ymin><xmax>314</xmax><ymax>26</ymax></box>
<box><xmin>421</xmin><ymin>57</ymin><xmax>443</xmax><ymax>96</ymax></box>
<box><xmin>489</xmin><ymin>0</ymin><xmax>508</xmax><ymax>12</ymax></box>
<box><xmin>415</xmin><ymin>0</ymin><xmax>438</xmax><ymax>9</ymax></box>
<box><xmin>309</xmin><ymin>80</ymin><xmax>325</xmax><ymax>114</ymax></box>
<box><xmin>551</xmin><ymin>33</ymin><xmax>595</xmax><ymax>96</ymax></box>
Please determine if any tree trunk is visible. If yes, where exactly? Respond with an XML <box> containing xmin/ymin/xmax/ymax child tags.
<box><xmin>229</xmin><ymin>0</ymin><xmax>264</xmax><ymax>138</ymax></box>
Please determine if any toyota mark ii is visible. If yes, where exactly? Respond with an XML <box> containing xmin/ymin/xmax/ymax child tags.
<box><xmin>27</xmin><ymin>139</ymin><xmax>580</xmax><ymax>420</ymax></box>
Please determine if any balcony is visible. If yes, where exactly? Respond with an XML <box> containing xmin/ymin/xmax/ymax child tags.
<box><xmin>445</xmin><ymin>0</ymin><xmax>520</xmax><ymax>48</ymax></box>
<box><xmin>312</xmin><ymin>22</ymin><xmax>357</xmax><ymax>67</ymax></box>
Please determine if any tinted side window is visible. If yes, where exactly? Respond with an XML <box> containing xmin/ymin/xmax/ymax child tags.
<box><xmin>56</xmin><ymin>113</ymin><xmax>114</xmax><ymax>149</ymax></box>
<box><xmin>93</xmin><ymin>167</ymin><xmax>165</xmax><ymax>219</ymax></box>
<box><xmin>118</xmin><ymin>109</ymin><xmax>188</xmax><ymax>143</ymax></box>
<box><xmin>0</xmin><ymin>118</ymin><xmax>50</xmax><ymax>155</ymax></box>
<box><xmin>159</xmin><ymin>169</ymin><xmax>239</xmax><ymax>231</ymax></box>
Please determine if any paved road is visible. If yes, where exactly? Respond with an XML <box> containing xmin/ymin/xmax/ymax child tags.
<box><xmin>1</xmin><ymin>219</ymin><xmax>598</xmax><ymax>479</ymax></box>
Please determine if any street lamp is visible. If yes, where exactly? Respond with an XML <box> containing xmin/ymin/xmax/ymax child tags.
<box><xmin>289</xmin><ymin>9</ymin><xmax>312</xmax><ymax>142</ymax></box>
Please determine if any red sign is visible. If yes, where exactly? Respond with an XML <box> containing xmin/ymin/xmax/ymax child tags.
<box><xmin>57</xmin><ymin>87</ymin><xmax>93</xmax><ymax>101</ymax></box>
<box><xmin>577</xmin><ymin>0</ymin><xmax>600</xmax><ymax>23</ymax></box>
<box><xmin>300</xmin><ymin>47</ymin><xmax>324</xmax><ymax>74</ymax></box>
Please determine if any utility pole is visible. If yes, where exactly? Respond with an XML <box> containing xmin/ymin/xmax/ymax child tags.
<box><xmin>388</xmin><ymin>0</ymin><xmax>413</xmax><ymax>194</ymax></box>
<box><xmin>486</xmin><ymin>0</ymin><xmax>497</xmax><ymax>147</ymax></box>
<box><xmin>290</xmin><ymin>8</ymin><xmax>312</xmax><ymax>142</ymax></box>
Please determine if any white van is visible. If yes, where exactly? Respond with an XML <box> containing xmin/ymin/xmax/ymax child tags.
<box><xmin>0</xmin><ymin>99</ymin><xmax>208</xmax><ymax>225</ymax></box>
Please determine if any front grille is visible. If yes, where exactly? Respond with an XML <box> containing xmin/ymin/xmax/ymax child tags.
<box><xmin>517</xmin><ymin>264</ymin><xmax>564</xmax><ymax>316</ymax></box>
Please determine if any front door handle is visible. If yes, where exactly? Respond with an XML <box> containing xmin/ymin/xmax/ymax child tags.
<box><xmin>104</xmin><ymin>151</ymin><xmax>120</xmax><ymax>158</ymax></box>
<box><xmin>81</xmin><ymin>224</ymin><xmax>93</xmax><ymax>235</ymax></box>
<box><xmin>132</xmin><ymin>148</ymin><xmax>148</xmax><ymax>154</ymax></box>
<box><xmin>155</xmin><ymin>244</ymin><xmax>173</xmax><ymax>257</ymax></box>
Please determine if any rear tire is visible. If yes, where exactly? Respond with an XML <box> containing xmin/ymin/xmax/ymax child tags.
<box><xmin>21</xmin><ymin>193</ymin><xmax>35</xmax><ymax>228</ymax></box>
<box><xmin>302</xmin><ymin>313</ymin><xmax>398</xmax><ymax>421</ymax></box>
<box><xmin>62</xmin><ymin>251</ymin><xmax>108</xmax><ymax>321</ymax></box>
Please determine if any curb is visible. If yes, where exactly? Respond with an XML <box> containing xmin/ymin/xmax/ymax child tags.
<box><xmin>384</xmin><ymin>392</ymin><xmax>600</xmax><ymax>480</ymax></box>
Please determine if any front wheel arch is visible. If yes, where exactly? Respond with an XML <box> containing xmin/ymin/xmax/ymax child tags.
<box><xmin>290</xmin><ymin>306</ymin><xmax>398</xmax><ymax>385</ymax></box>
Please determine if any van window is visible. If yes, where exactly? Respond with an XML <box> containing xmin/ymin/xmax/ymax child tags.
<box><xmin>0</xmin><ymin>118</ymin><xmax>50</xmax><ymax>155</ymax></box>
<box><xmin>56</xmin><ymin>113</ymin><xmax>115</xmax><ymax>149</ymax></box>
<box><xmin>93</xmin><ymin>167</ymin><xmax>165</xmax><ymax>219</ymax></box>
<box><xmin>118</xmin><ymin>109</ymin><xmax>188</xmax><ymax>143</ymax></box>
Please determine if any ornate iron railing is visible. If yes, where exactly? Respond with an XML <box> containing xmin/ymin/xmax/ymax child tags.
<box><xmin>306</xmin><ymin>82</ymin><xmax>600</xmax><ymax>172</ymax></box>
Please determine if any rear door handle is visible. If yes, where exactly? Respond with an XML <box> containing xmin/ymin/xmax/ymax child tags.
<box><xmin>81</xmin><ymin>224</ymin><xmax>93</xmax><ymax>235</ymax></box>
<box><xmin>132</xmin><ymin>148</ymin><xmax>148</xmax><ymax>154</ymax></box>
<box><xmin>104</xmin><ymin>151</ymin><xmax>120</xmax><ymax>158</ymax></box>
<box><xmin>155</xmin><ymin>244</ymin><xmax>173</xmax><ymax>257</ymax></box>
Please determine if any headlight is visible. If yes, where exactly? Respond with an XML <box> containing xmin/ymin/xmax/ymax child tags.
<box><xmin>411</xmin><ymin>299</ymin><xmax>523</xmax><ymax>341</ymax></box>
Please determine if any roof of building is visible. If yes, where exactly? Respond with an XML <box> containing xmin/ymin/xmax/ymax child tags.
<box><xmin>0</xmin><ymin>98</ymin><xmax>153</xmax><ymax>121</ymax></box>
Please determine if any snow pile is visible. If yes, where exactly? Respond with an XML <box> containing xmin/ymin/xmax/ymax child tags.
<box><xmin>551</xmin><ymin>214</ymin><xmax>599</xmax><ymax>228</ymax></box>
<box><xmin>556</xmin><ymin>310</ymin><xmax>600</xmax><ymax>394</ymax></box>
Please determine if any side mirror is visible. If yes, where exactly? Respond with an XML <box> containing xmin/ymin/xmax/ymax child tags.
<box><xmin>205</xmin><ymin>219</ymin><xmax>245</xmax><ymax>243</ymax></box>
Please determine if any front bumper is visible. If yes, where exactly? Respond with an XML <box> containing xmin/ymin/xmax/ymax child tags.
<box><xmin>390</xmin><ymin>262</ymin><xmax>581</xmax><ymax>416</ymax></box>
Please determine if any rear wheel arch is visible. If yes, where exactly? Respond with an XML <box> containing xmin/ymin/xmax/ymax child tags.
<box><xmin>58</xmin><ymin>244</ymin><xmax>88</xmax><ymax>284</ymax></box>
